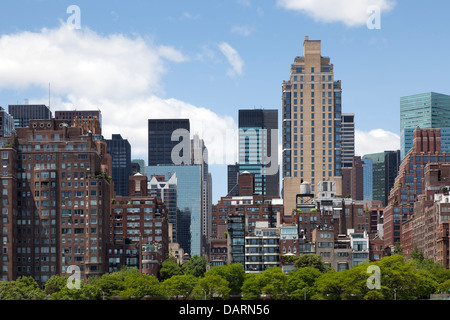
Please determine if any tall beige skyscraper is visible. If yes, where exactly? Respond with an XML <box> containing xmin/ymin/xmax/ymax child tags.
<box><xmin>282</xmin><ymin>37</ymin><xmax>343</xmax><ymax>197</ymax></box>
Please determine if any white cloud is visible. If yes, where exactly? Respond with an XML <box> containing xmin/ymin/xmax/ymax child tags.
<box><xmin>237</xmin><ymin>0</ymin><xmax>251</xmax><ymax>7</ymax></box>
<box><xmin>276</xmin><ymin>0</ymin><xmax>395</xmax><ymax>27</ymax></box>
<box><xmin>217</xmin><ymin>42</ymin><xmax>244</xmax><ymax>77</ymax></box>
<box><xmin>0</xmin><ymin>25</ymin><xmax>186</xmax><ymax>99</ymax></box>
<box><xmin>180</xmin><ymin>12</ymin><xmax>200</xmax><ymax>20</ymax></box>
<box><xmin>231</xmin><ymin>25</ymin><xmax>255</xmax><ymax>37</ymax></box>
<box><xmin>0</xmin><ymin>24</ymin><xmax>238</xmax><ymax>164</ymax></box>
<box><xmin>355</xmin><ymin>129</ymin><xmax>400</xmax><ymax>156</ymax></box>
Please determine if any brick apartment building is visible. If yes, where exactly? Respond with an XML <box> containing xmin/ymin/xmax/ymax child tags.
<box><xmin>406</xmin><ymin>163</ymin><xmax>450</xmax><ymax>267</ymax></box>
<box><xmin>108</xmin><ymin>173</ymin><xmax>169</xmax><ymax>278</ymax></box>
<box><xmin>209</xmin><ymin>172</ymin><xmax>284</xmax><ymax>267</ymax></box>
<box><xmin>383</xmin><ymin>128</ymin><xmax>450</xmax><ymax>252</ymax></box>
<box><xmin>0</xmin><ymin>119</ymin><xmax>112</xmax><ymax>284</ymax></box>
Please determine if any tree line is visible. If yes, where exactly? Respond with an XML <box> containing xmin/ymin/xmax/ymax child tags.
<box><xmin>2</xmin><ymin>250</ymin><xmax>450</xmax><ymax>300</ymax></box>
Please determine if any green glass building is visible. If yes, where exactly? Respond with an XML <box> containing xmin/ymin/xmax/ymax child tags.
<box><xmin>362</xmin><ymin>150</ymin><xmax>400</xmax><ymax>206</ymax></box>
<box><xmin>400</xmin><ymin>92</ymin><xmax>450</xmax><ymax>159</ymax></box>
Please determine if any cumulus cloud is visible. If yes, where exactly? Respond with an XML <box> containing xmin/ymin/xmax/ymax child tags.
<box><xmin>355</xmin><ymin>129</ymin><xmax>400</xmax><ymax>156</ymax></box>
<box><xmin>217</xmin><ymin>42</ymin><xmax>244</xmax><ymax>77</ymax></box>
<box><xmin>276</xmin><ymin>0</ymin><xmax>395</xmax><ymax>27</ymax></box>
<box><xmin>0</xmin><ymin>24</ymin><xmax>238</xmax><ymax>164</ymax></box>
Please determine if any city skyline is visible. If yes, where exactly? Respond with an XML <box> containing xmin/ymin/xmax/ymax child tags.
<box><xmin>0</xmin><ymin>1</ymin><xmax>449</xmax><ymax>202</ymax></box>
<box><xmin>3</xmin><ymin>2</ymin><xmax>450</xmax><ymax>305</ymax></box>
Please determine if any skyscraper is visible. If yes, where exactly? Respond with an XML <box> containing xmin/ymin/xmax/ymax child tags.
<box><xmin>148</xmin><ymin>119</ymin><xmax>190</xmax><ymax>166</ymax></box>
<box><xmin>149</xmin><ymin>173</ymin><xmax>178</xmax><ymax>243</ymax></box>
<box><xmin>106</xmin><ymin>134</ymin><xmax>131</xmax><ymax>197</ymax></box>
<box><xmin>227</xmin><ymin>163</ymin><xmax>240</xmax><ymax>196</ymax></box>
<box><xmin>191</xmin><ymin>134</ymin><xmax>212</xmax><ymax>255</ymax></box>
<box><xmin>341</xmin><ymin>113</ymin><xmax>355</xmax><ymax>168</ymax></box>
<box><xmin>362</xmin><ymin>157</ymin><xmax>373</xmax><ymax>201</ymax></box>
<box><xmin>362</xmin><ymin>150</ymin><xmax>400</xmax><ymax>207</ymax></box>
<box><xmin>8</xmin><ymin>104</ymin><xmax>52</xmax><ymax>128</ymax></box>
<box><xmin>145</xmin><ymin>165</ymin><xmax>203</xmax><ymax>257</ymax></box>
<box><xmin>282</xmin><ymin>37</ymin><xmax>343</xmax><ymax>195</ymax></box>
<box><xmin>239</xmin><ymin>109</ymin><xmax>279</xmax><ymax>197</ymax></box>
<box><xmin>400</xmin><ymin>92</ymin><xmax>450</xmax><ymax>159</ymax></box>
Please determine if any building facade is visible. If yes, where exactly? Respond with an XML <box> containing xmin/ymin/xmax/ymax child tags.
<box><xmin>149</xmin><ymin>173</ymin><xmax>178</xmax><ymax>243</ymax></box>
<box><xmin>282</xmin><ymin>36</ymin><xmax>343</xmax><ymax>195</ymax></box>
<box><xmin>238</xmin><ymin>109</ymin><xmax>279</xmax><ymax>197</ymax></box>
<box><xmin>54</xmin><ymin>110</ymin><xmax>102</xmax><ymax>127</ymax></box>
<box><xmin>341</xmin><ymin>113</ymin><xmax>355</xmax><ymax>169</ymax></box>
<box><xmin>363</xmin><ymin>150</ymin><xmax>400</xmax><ymax>206</ymax></box>
<box><xmin>0</xmin><ymin>119</ymin><xmax>112</xmax><ymax>284</ymax></box>
<box><xmin>148</xmin><ymin>119</ymin><xmax>190</xmax><ymax>166</ymax></box>
<box><xmin>406</xmin><ymin>163</ymin><xmax>450</xmax><ymax>267</ymax></box>
<box><xmin>146</xmin><ymin>165</ymin><xmax>203</xmax><ymax>257</ymax></box>
<box><xmin>227</xmin><ymin>163</ymin><xmax>240</xmax><ymax>197</ymax></box>
<box><xmin>8</xmin><ymin>104</ymin><xmax>52</xmax><ymax>128</ymax></box>
<box><xmin>384</xmin><ymin>128</ymin><xmax>448</xmax><ymax>250</ymax></box>
<box><xmin>400</xmin><ymin>92</ymin><xmax>450</xmax><ymax>159</ymax></box>
<box><xmin>0</xmin><ymin>107</ymin><xmax>15</xmax><ymax>138</ymax></box>
<box><xmin>108</xmin><ymin>174</ymin><xmax>169</xmax><ymax>278</ymax></box>
<box><xmin>106</xmin><ymin>134</ymin><xmax>131</xmax><ymax>197</ymax></box>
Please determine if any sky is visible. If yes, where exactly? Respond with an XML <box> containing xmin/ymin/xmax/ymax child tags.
<box><xmin>0</xmin><ymin>0</ymin><xmax>449</xmax><ymax>203</ymax></box>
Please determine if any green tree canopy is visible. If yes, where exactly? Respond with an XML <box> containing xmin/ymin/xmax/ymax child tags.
<box><xmin>204</xmin><ymin>263</ymin><xmax>245</xmax><ymax>295</ymax></box>
<box><xmin>0</xmin><ymin>276</ymin><xmax>46</xmax><ymax>300</ymax></box>
<box><xmin>241</xmin><ymin>273</ymin><xmax>262</xmax><ymax>300</ymax></box>
<box><xmin>286</xmin><ymin>267</ymin><xmax>322</xmax><ymax>300</ymax></box>
<box><xmin>193</xmin><ymin>274</ymin><xmax>230</xmax><ymax>300</ymax></box>
<box><xmin>116</xmin><ymin>269</ymin><xmax>162</xmax><ymax>300</ymax></box>
<box><xmin>182</xmin><ymin>255</ymin><xmax>207</xmax><ymax>278</ymax></box>
<box><xmin>294</xmin><ymin>254</ymin><xmax>326</xmax><ymax>272</ymax></box>
<box><xmin>162</xmin><ymin>274</ymin><xmax>198</xmax><ymax>300</ymax></box>
<box><xmin>159</xmin><ymin>257</ymin><xmax>183</xmax><ymax>280</ymax></box>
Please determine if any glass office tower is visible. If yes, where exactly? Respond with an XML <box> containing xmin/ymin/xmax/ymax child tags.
<box><xmin>362</xmin><ymin>151</ymin><xmax>400</xmax><ymax>206</ymax></box>
<box><xmin>341</xmin><ymin>114</ymin><xmax>355</xmax><ymax>168</ymax></box>
<box><xmin>400</xmin><ymin>92</ymin><xmax>450</xmax><ymax>159</ymax></box>
<box><xmin>238</xmin><ymin>109</ymin><xmax>279</xmax><ymax>197</ymax></box>
<box><xmin>106</xmin><ymin>134</ymin><xmax>131</xmax><ymax>197</ymax></box>
<box><xmin>148</xmin><ymin>119</ymin><xmax>190</xmax><ymax>166</ymax></box>
<box><xmin>8</xmin><ymin>104</ymin><xmax>52</xmax><ymax>128</ymax></box>
<box><xmin>146</xmin><ymin>165</ymin><xmax>202</xmax><ymax>257</ymax></box>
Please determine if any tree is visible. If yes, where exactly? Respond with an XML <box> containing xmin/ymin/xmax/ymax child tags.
<box><xmin>49</xmin><ymin>282</ymin><xmax>102</xmax><ymax>300</ymax></box>
<box><xmin>294</xmin><ymin>254</ymin><xmax>326</xmax><ymax>272</ymax></box>
<box><xmin>241</xmin><ymin>273</ymin><xmax>262</xmax><ymax>300</ymax></box>
<box><xmin>193</xmin><ymin>274</ymin><xmax>230</xmax><ymax>300</ymax></box>
<box><xmin>313</xmin><ymin>269</ymin><xmax>345</xmax><ymax>300</ymax></box>
<box><xmin>160</xmin><ymin>257</ymin><xmax>183</xmax><ymax>280</ymax></box>
<box><xmin>375</xmin><ymin>255</ymin><xmax>422</xmax><ymax>300</ymax></box>
<box><xmin>0</xmin><ymin>277</ymin><xmax>46</xmax><ymax>300</ymax></box>
<box><xmin>94</xmin><ymin>267</ymin><xmax>137</xmax><ymax>298</ymax></box>
<box><xmin>182</xmin><ymin>255</ymin><xmax>207</xmax><ymax>278</ymax></box>
<box><xmin>44</xmin><ymin>275</ymin><xmax>70</xmax><ymax>296</ymax></box>
<box><xmin>162</xmin><ymin>274</ymin><xmax>198</xmax><ymax>300</ymax></box>
<box><xmin>204</xmin><ymin>263</ymin><xmax>245</xmax><ymax>296</ymax></box>
<box><xmin>259</xmin><ymin>267</ymin><xmax>287</xmax><ymax>300</ymax></box>
<box><xmin>438</xmin><ymin>279</ymin><xmax>450</xmax><ymax>294</ymax></box>
<box><xmin>409</xmin><ymin>246</ymin><xmax>424</xmax><ymax>262</ymax></box>
<box><xmin>117</xmin><ymin>270</ymin><xmax>162</xmax><ymax>300</ymax></box>
<box><xmin>286</xmin><ymin>267</ymin><xmax>322</xmax><ymax>300</ymax></box>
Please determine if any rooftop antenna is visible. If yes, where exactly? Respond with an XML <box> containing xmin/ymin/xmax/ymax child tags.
<box><xmin>48</xmin><ymin>83</ymin><xmax>51</xmax><ymax>110</ymax></box>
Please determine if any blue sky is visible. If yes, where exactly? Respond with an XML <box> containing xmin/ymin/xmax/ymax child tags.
<box><xmin>0</xmin><ymin>0</ymin><xmax>449</xmax><ymax>202</ymax></box>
